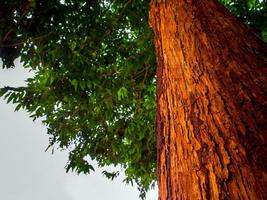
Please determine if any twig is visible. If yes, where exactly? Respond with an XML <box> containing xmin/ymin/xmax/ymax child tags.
<box><xmin>0</xmin><ymin>32</ymin><xmax>54</xmax><ymax>47</ymax></box>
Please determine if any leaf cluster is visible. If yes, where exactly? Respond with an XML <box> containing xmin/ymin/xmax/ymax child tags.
<box><xmin>1</xmin><ymin>0</ymin><xmax>157</xmax><ymax>197</ymax></box>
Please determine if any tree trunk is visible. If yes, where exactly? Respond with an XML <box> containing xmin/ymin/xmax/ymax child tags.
<box><xmin>149</xmin><ymin>0</ymin><xmax>267</xmax><ymax>199</ymax></box>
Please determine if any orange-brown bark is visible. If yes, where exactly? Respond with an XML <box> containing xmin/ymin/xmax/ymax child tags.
<box><xmin>149</xmin><ymin>0</ymin><xmax>267</xmax><ymax>199</ymax></box>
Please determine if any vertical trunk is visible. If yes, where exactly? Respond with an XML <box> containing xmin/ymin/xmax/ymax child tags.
<box><xmin>149</xmin><ymin>0</ymin><xmax>267</xmax><ymax>199</ymax></box>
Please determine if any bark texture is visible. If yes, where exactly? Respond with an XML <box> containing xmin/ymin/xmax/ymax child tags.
<box><xmin>149</xmin><ymin>0</ymin><xmax>267</xmax><ymax>199</ymax></box>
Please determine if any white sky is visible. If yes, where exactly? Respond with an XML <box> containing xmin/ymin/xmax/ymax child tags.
<box><xmin>0</xmin><ymin>59</ymin><xmax>157</xmax><ymax>200</ymax></box>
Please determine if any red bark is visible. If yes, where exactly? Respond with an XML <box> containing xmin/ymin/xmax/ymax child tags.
<box><xmin>149</xmin><ymin>0</ymin><xmax>267</xmax><ymax>199</ymax></box>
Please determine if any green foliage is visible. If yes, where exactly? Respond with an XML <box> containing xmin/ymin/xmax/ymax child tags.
<box><xmin>1</xmin><ymin>0</ymin><xmax>157</xmax><ymax>198</ymax></box>
<box><xmin>0</xmin><ymin>0</ymin><xmax>266</xmax><ymax>198</ymax></box>
<box><xmin>221</xmin><ymin>0</ymin><xmax>267</xmax><ymax>41</ymax></box>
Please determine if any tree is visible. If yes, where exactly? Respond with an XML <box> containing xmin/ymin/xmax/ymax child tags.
<box><xmin>1</xmin><ymin>0</ymin><xmax>157</xmax><ymax>196</ymax></box>
<box><xmin>150</xmin><ymin>0</ymin><xmax>267</xmax><ymax>199</ymax></box>
<box><xmin>0</xmin><ymin>0</ymin><xmax>266</xmax><ymax>199</ymax></box>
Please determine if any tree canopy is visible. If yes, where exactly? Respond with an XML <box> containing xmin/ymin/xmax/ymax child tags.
<box><xmin>0</xmin><ymin>0</ymin><xmax>266</xmax><ymax>198</ymax></box>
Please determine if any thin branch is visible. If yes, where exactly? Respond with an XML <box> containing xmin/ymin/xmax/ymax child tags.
<box><xmin>3</xmin><ymin>2</ymin><xmax>31</xmax><ymax>42</ymax></box>
<box><xmin>0</xmin><ymin>86</ymin><xmax>27</xmax><ymax>91</ymax></box>
<box><xmin>0</xmin><ymin>32</ymin><xmax>54</xmax><ymax>47</ymax></box>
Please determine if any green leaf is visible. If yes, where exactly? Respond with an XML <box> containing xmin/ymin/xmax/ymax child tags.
<box><xmin>117</xmin><ymin>86</ymin><xmax>128</xmax><ymax>101</ymax></box>
<box><xmin>102</xmin><ymin>171</ymin><xmax>119</xmax><ymax>180</ymax></box>
<box><xmin>71</xmin><ymin>79</ymin><xmax>78</xmax><ymax>91</ymax></box>
<box><xmin>14</xmin><ymin>103</ymin><xmax>22</xmax><ymax>111</ymax></box>
<box><xmin>80</xmin><ymin>81</ymin><xmax>86</xmax><ymax>90</ymax></box>
<box><xmin>0</xmin><ymin>88</ymin><xmax>8</xmax><ymax>97</ymax></box>
<box><xmin>7</xmin><ymin>93</ymin><xmax>15</xmax><ymax>104</ymax></box>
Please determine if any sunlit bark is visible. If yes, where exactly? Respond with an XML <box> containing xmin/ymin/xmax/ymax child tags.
<box><xmin>149</xmin><ymin>0</ymin><xmax>267</xmax><ymax>199</ymax></box>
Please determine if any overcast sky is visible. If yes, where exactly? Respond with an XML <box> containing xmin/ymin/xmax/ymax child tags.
<box><xmin>0</xmin><ymin>60</ymin><xmax>157</xmax><ymax>200</ymax></box>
